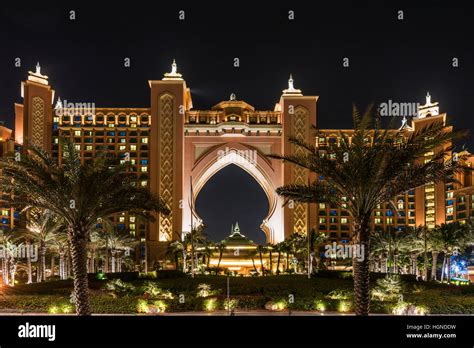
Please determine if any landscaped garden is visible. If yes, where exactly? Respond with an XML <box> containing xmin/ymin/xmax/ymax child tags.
<box><xmin>1</xmin><ymin>271</ymin><xmax>473</xmax><ymax>315</ymax></box>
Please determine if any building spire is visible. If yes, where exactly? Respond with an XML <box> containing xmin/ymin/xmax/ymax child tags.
<box><xmin>282</xmin><ymin>73</ymin><xmax>302</xmax><ymax>96</ymax></box>
<box><xmin>288</xmin><ymin>74</ymin><xmax>294</xmax><ymax>91</ymax></box>
<box><xmin>35</xmin><ymin>62</ymin><xmax>41</xmax><ymax>75</ymax></box>
<box><xmin>163</xmin><ymin>58</ymin><xmax>183</xmax><ymax>80</ymax></box>
<box><xmin>55</xmin><ymin>97</ymin><xmax>63</xmax><ymax>109</ymax></box>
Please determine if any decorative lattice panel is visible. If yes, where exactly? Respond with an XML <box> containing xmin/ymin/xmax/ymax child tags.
<box><xmin>158</xmin><ymin>93</ymin><xmax>174</xmax><ymax>241</ymax></box>
<box><xmin>31</xmin><ymin>97</ymin><xmax>45</xmax><ymax>147</ymax></box>
<box><xmin>292</xmin><ymin>106</ymin><xmax>309</xmax><ymax>234</ymax></box>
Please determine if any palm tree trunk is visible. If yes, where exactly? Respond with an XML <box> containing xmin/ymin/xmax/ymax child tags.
<box><xmin>276</xmin><ymin>251</ymin><xmax>281</xmax><ymax>275</ymax></box>
<box><xmin>446</xmin><ymin>254</ymin><xmax>452</xmax><ymax>284</ymax></box>
<box><xmin>440</xmin><ymin>255</ymin><xmax>446</xmax><ymax>282</ymax></box>
<box><xmin>431</xmin><ymin>251</ymin><xmax>438</xmax><ymax>280</ymax></box>
<box><xmin>259</xmin><ymin>250</ymin><xmax>265</xmax><ymax>276</ymax></box>
<box><xmin>59</xmin><ymin>251</ymin><xmax>65</xmax><ymax>280</ymax></box>
<box><xmin>51</xmin><ymin>255</ymin><xmax>55</xmax><ymax>278</ymax></box>
<box><xmin>217</xmin><ymin>250</ymin><xmax>223</xmax><ymax>270</ymax></box>
<box><xmin>352</xmin><ymin>216</ymin><xmax>371</xmax><ymax>316</ymax></box>
<box><xmin>40</xmin><ymin>243</ymin><xmax>46</xmax><ymax>281</ymax></box>
<box><xmin>111</xmin><ymin>251</ymin><xmax>116</xmax><ymax>273</ymax></box>
<box><xmin>69</xmin><ymin>230</ymin><xmax>91</xmax><ymax>316</ymax></box>
<box><xmin>26</xmin><ymin>240</ymin><xmax>33</xmax><ymax>284</ymax></box>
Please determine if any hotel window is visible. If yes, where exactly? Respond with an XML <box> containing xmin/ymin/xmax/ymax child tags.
<box><xmin>119</xmin><ymin>217</ymin><xmax>125</xmax><ymax>223</ymax></box>
<box><xmin>397</xmin><ymin>201</ymin><xmax>404</xmax><ymax>209</ymax></box>
<box><xmin>446</xmin><ymin>192</ymin><xmax>454</xmax><ymax>199</ymax></box>
<box><xmin>129</xmin><ymin>224</ymin><xmax>136</xmax><ymax>230</ymax></box>
<box><xmin>386</xmin><ymin>218</ymin><xmax>393</xmax><ymax>224</ymax></box>
<box><xmin>120</xmin><ymin>138</ymin><xmax>126</xmax><ymax>143</ymax></box>
<box><xmin>141</xmin><ymin>137</ymin><xmax>148</xmax><ymax>144</ymax></box>
<box><xmin>375</xmin><ymin>211</ymin><xmax>381</xmax><ymax>217</ymax></box>
<box><xmin>130</xmin><ymin>115</ymin><xmax>137</xmax><ymax>123</ymax></box>
<box><xmin>140</xmin><ymin>167</ymin><xmax>148</xmax><ymax>172</ymax></box>
<box><xmin>53</xmin><ymin>117</ymin><xmax>59</xmax><ymax>123</ymax></box>
<box><xmin>75</xmin><ymin>145</ymin><xmax>81</xmax><ymax>151</ymax></box>
<box><xmin>86</xmin><ymin>145</ymin><xmax>93</xmax><ymax>151</ymax></box>
<box><xmin>341</xmin><ymin>218</ymin><xmax>348</xmax><ymax>224</ymax></box>
<box><xmin>446</xmin><ymin>207</ymin><xmax>454</xmax><ymax>215</ymax></box>
<box><xmin>108</xmin><ymin>123</ymin><xmax>115</xmax><ymax>128</ymax></box>
<box><xmin>141</xmin><ymin>181</ymin><xmax>147</xmax><ymax>187</ymax></box>
<box><xmin>375</xmin><ymin>218</ymin><xmax>382</xmax><ymax>224</ymax></box>
<box><xmin>131</xmin><ymin>159</ymin><xmax>136</xmax><ymax>165</ymax></box>
<box><xmin>119</xmin><ymin>145</ymin><xmax>126</xmax><ymax>151</ymax></box>
<box><xmin>319</xmin><ymin>218</ymin><xmax>326</xmax><ymax>224</ymax></box>
<box><xmin>74</xmin><ymin>130</ymin><xmax>81</xmax><ymax>136</ymax></box>
<box><xmin>130</xmin><ymin>145</ymin><xmax>137</xmax><ymax>151</ymax></box>
<box><xmin>329</xmin><ymin>217</ymin><xmax>338</xmax><ymax>223</ymax></box>
<box><xmin>1</xmin><ymin>210</ymin><xmax>9</xmax><ymax>216</ymax></box>
<box><xmin>319</xmin><ymin>203</ymin><xmax>326</xmax><ymax>209</ymax></box>
<box><xmin>130</xmin><ymin>216</ymin><xmax>136</xmax><ymax>223</ymax></box>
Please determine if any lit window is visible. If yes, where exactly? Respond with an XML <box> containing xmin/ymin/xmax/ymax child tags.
<box><xmin>140</xmin><ymin>167</ymin><xmax>148</xmax><ymax>172</ymax></box>
<box><xmin>130</xmin><ymin>217</ymin><xmax>136</xmax><ymax>223</ymax></box>
<box><xmin>141</xmin><ymin>181</ymin><xmax>147</xmax><ymax>187</ymax></box>
<box><xmin>319</xmin><ymin>218</ymin><xmax>326</xmax><ymax>223</ymax></box>
<box><xmin>130</xmin><ymin>224</ymin><xmax>136</xmax><ymax>230</ymax></box>
<box><xmin>141</xmin><ymin>138</ymin><xmax>148</xmax><ymax>144</ymax></box>
<box><xmin>130</xmin><ymin>116</ymin><xmax>137</xmax><ymax>123</ymax></box>
<box><xmin>375</xmin><ymin>218</ymin><xmax>381</xmax><ymax>224</ymax></box>
<box><xmin>74</xmin><ymin>131</ymin><xmax>81</xmax><ymax>136</ymax></box>
<box><xmin>119</xmin><ymin>217</ymin><xmax>125</xmax><ymax>223</ymax></box>
<box><xmin>119</xmin><ymin>145</ymin><xmax>126</xmax><ymax>151</ymax></box>
<box><xmin>341</xmin><ymin>218</ymin><xmax>348</xmax><ymax>224</ymax></box>
<box><xmin>130</xmin><ymin>145</ymin><xmax>137</xmax><ymax>151</ymax></box>
<box><xmin>86</xmin><ymin>145</ymin><xmax>93</xmax><ymax>151</ymax></box>
<box><xmin>75</xmin><ymin>145</ymin><xmax>81</xmax><ymax>151</ymax></box>
<box><xmin>319</xmin><ymin>203</ymin><xmax>326</xmax><ymax>209</ymax></box>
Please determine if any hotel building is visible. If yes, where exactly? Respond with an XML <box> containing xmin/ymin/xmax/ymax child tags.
<box><xmin>0</xmin><ymin>62</ymin><xmax>473</xmax><ymax>263</ymax></box>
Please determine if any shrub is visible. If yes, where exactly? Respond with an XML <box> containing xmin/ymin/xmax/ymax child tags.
<box><xmin>326</xmin><ymin>289</ymin><xmax>353</xmax><ymax>300</ymax></box>
<box><xmin>141</xmin><ymin>281</ymin><xmax>174</xmax><ymax>299</ymax></box>
<box><xmin>105</xmin><ymin>279</ymin><xmax>136</xmax><ymax>297</ymax></box>
<box><xmin>371</xmin><ymin>274</ymin><xmax>403</xmax><ymax>301</ymax></box>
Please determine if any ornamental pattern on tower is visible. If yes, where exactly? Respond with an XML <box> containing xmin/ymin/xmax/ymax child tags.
<box><xmin>158</xmin><ymin>93</ymin><xmax>175</xmax><ymax>242</ymax></box>
<box><xmin>292</xmin><ymin>106</ymin><xmax>309</xmax><ymax>234</ymax></box>
<box><xmin>31</xmin><ymin>96</ymin><xmax>45</xmax><ymax>147</ymax></box>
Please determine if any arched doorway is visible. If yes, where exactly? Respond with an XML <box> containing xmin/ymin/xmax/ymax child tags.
<box><xmin>195</xmin><ymin>164</ymin><xmax>269</xmax><ymax>244</ymax></box>
<box><xmin>183</xmin><ymin>142</ymin><xmax>284</xmax><ymax>243</ymax></box>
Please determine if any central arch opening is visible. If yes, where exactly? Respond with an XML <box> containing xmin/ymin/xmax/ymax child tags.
<box><xmin>195</xmin><ymin>164</ymin><xmax>269</xmax><ymax>245</ymax></box>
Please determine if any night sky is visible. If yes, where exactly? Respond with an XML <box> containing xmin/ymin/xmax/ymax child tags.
<box><xmin>1</xmin><ymin>1</ymin><xmax>473</xmax><ymax>243</ymax></box>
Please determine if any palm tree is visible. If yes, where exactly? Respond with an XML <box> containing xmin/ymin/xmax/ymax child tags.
<box><xmin>274</xmin><ymin>241</ymin><xmax>284</xmax><ymax>275</ymax></box>
<box><xmin>215</xmin><ymin>241</ymin><xmax>226</xmax><ymax>273</ymax></box>
<box><xmin>19</xmin><ymin>210</ymin><xmax>63</xmax><ymax>282</ymax></box>
<box><xmin>371</xmin><ymin>227</ymin><xmax>411</xmax><ymax>274</ymax></box>
<box><xmin>0</xmin><ymin>229</ymin><xmax>17</xmax><ymax>286</ymax></box>
<box><xmin>269</xmin><ymin>106</ymin><xmax>468</xmax><ymax>315</ymax></box>
<box><xmin>166</xmin><ymin>239</ymin><xmax>183</xmax><ymax>270</ymax></box>
<box><xmin>256</xmin><ymin>245</ymin><xmax>266</xmax><ymax>275</ymax></box>
<box><xmin>51</xmin><ymin>232</ymin><xmax>69</xmax><ymax>280</ymax></box>
<box><xmin>305</xmin><ymin>229</ymin><xmax>326</xmax><ymax>274</ymax></box>
<box><xmin>94</xmin><ymin>220</ymin><xmax>138</xmax><ymax>273</ymax></box>
<box><xmin>431</xmin><ymin>222</ymin><xmax>472</xmax><ymax>284</ymax></box>
<box><xmin>0</xmin><ymin>140</ymin><xmax>169</xmax><ymax>315</ymax></box>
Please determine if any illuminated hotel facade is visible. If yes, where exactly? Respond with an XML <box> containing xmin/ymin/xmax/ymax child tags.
<box><xmin>1</xmin><ymin>62</ymin><xmax>473</xmax><ymax>262</ymax></box>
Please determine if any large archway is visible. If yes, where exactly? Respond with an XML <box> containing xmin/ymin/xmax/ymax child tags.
<box><xmin>183</xmin><ymin>142</ymin><xmax>285</xmax><ymax>243</ymax></box>
<box><xmin>195</xmin><ymin>164</ymin><xmax>269</xmax><ymax>244</ymax></box>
